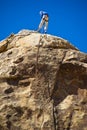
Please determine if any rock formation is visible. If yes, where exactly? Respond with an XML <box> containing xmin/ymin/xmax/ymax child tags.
<box><xmin>0</xmin><ymin>30</ymin><xmax>87</xmax><ymax>130</ymax></box>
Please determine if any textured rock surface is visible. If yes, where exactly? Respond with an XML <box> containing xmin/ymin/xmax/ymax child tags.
<box><xmin>0</xmin><ymin>29</ymin><xmax>87</xmax><ymax>130</ymax></box>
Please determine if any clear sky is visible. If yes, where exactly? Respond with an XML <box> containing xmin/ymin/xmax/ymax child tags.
<box><xmin>0</xmin><ymin>0</ymin><xmax>87</xmax><ymax>53</ymax></box>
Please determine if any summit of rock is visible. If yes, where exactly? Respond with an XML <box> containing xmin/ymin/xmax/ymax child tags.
<box><xmin>0</xmin><ymin>29</ymin><xmax>78</xmax><ymax>53</ymax></box>
<box><xmin>0</xmin><ymin>30</ymin><xmax>87</xmax><ymax>130</ymax></box>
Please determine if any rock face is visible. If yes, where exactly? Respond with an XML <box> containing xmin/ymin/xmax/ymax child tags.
<box><xmin>0</xmin><ymin>30</ymin><xmax>87</xmax><ymax>130</ymax></box>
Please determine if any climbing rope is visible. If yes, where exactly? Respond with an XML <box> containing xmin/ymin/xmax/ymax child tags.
<box><xmin>35</xmin><ymin>34</ymin><xmax>59</xmax><ymax>130</ymax></box>
<box><xmin>36</xmin><ymin>34</ymin><xmax>43</xmax><ymax>74</ymax></box>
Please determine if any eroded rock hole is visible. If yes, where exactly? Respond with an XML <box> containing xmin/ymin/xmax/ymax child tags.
<box><xmin>51</xmin><ymin>63</ymin><xmax>87</xmax><ymax>105</ymax></box>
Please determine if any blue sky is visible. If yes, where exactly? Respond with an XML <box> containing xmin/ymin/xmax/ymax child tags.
<box><xmin>0</xmin><ymin>0</ymin><xmax>87</xmax><ymax>53</ymax></box>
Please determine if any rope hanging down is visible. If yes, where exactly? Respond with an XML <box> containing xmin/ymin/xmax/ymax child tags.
<box><xmin>36</xmin><ymin>35</ymin><xmax>43</xmax><ymax>74</ymax></box>
<box><xmin>35</xmin><ymin>34</ymin><xmax>59</xmax><ymax>130</ymax></box>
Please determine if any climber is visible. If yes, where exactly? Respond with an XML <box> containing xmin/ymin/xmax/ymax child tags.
<box><xmin>37</xmin><ymin>11</ymin><xmax>49</xmax><ymax>33</ymax></box>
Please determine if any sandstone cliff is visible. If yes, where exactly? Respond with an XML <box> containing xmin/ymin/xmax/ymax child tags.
<box><xmin>0</xmin><ymin>30</ymin><xmax>87</xmax><ymax>130</ymax></box>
